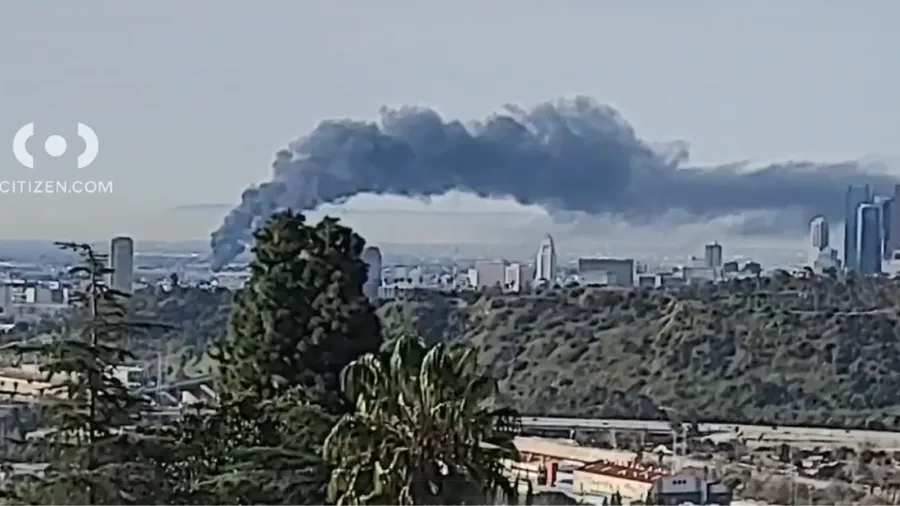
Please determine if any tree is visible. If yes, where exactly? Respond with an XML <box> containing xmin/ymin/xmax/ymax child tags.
<box><xmin>324</xmin><ymin>333</ymin><xmax>521</xmax><ymax>505</ymax></box>
<box><xmin>190</xmin><ymin>211</ymin><xmax>383</xmax><ymax>503</ymax></box>
<box><xmin>213</xmin><ymin>210</ymin><xmax>383</xmax><ymax>409</ymax></box>
<box><xmin>2</xmin><ymin>242</ymin><xmax>165</xmax><ymax>504</ymax></box>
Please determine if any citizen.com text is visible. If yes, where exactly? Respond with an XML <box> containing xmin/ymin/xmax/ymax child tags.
<box><xmin>0</xmin><ymin>180</ymin><xmax>113</xmax><ymax>195</ymax></box>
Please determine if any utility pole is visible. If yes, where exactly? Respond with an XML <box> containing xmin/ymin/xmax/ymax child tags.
<box><xmin>155</xmin><ymin>351</ymin><xmax>163</xmax><ymax>406</ymax></box>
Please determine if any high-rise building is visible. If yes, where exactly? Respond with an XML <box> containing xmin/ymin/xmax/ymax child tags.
<box><xmin>534</xmin><ymin>234</ymin><xmax>557</xmax><ymax>284</ymax></box>
<box><xmin>891</xmin><ymin>185</ymin><xmax>900</xmax><ymax>257</ymax></box>
<box><xmin>704</xmin><ymin>242</ymin><xmax>723</xmax><ymax>269</ymax></box>
<box><xmin>109</xmin><ymin>236</ymin><xmax>134</xmax><ymax>294</ymax></box>
<box><xmin>875</xmin><ymin>196</ymin><xmax>893</xmax><ymax>259</ymax></box>
<box><xmin>808</xmin><ymin>216</ymin><xmax>829</xmax><ymax>265</ymax></box>
<box><xmin>360</xmin><ymin>246</ymin><xmax>382</xmax><ymax>303</ymax></box>
<box><xmin>856</xmin><ymin>203</ymin><xmax>882</xmax><ymax>275</ymax></box>
<box><xmin>844</xmin><ymin>185</ymin><xmax>872</xmax><ymax>271</ymax></box>
<box><xmin>809</xmin><ymin>216</ymin><xmax>840</xmax><ymax>272</ymax></box>
<box><xmin>809</xmin><ymin>216</ymin><xmax>829</xmax><ymax>250</ymax></box>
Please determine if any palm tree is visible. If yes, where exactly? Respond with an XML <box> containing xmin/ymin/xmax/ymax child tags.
<box><xmin>324</xmin><ymin>334</ymin><xmax>521</xmax><ymax>505</ymax></box>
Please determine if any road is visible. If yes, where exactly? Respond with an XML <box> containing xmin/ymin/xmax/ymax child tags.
<box><xmin>522</xmin><ymin>416</ymin><xmax>900</xmax><ymax>449</ymax></box>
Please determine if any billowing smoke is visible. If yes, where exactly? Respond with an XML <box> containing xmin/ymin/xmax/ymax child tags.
<box><xmin>209</xmin><ymin>96</ymin><xmax>896</xmax><ymax>269</ymax></box>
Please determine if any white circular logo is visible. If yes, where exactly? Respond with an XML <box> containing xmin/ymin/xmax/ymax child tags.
<box><xmin>12</xmin><ymin>123</ymin><xmax>99</xmax><ymax>169</ymax></box>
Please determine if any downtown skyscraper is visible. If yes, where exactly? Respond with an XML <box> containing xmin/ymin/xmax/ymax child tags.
<box><xmin>844</xmin><ymin>184</ymin><xmax>872</xmax><ymax>272</ymax></box>
<box><xmin>857</xmin><ymin>203</ymin><xmax>883</xmax><ymax>275</ymax></box>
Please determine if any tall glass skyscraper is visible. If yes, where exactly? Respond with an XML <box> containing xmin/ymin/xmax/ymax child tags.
<box><xmin>875</xmin><ymin>196</ymin><xmax>893</xmax><ymax>259</ymax></box>
<box><xmin>857</xmin><ymin>203</ymin><xmax>883</xmax><ymax>275</ymax></box>
<box><xmin>844</xmin><ymin>184</ymin><xmax>872</xmax><ymax>271</ymax></box>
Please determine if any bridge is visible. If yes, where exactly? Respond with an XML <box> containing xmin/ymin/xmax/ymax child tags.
<box><xmin>521</xmin><ymin>416</ymin><xmax>900</xmax><ymax>449</ymax></box>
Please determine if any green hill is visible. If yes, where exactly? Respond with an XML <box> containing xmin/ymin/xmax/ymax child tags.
<box><xmin>378</xmin><ymin>274</ymin><xmax>900</xmax><ymax>430</ymax></box>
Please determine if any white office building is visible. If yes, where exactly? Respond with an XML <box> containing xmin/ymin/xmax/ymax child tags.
<box><xmin>534</xmin><ymin>234</ymin><xmax>557</xmax><ymax>285</ymax></box>
<box><xmin>471</xmin><ymin>260</ymin><xmax>507</xmax><ymax>290</ymax></box>
<box><xmin>808</xmin><ymin>216</ymin><xmax>830</xmax><ymax>266</ymax></box>
<box><xmin>110</xmin><ymin>236</ymin><xmax>134</xmax><ymax>294</ymax></box>
<box><xmin>504</xmin><ymin>262</ymin><xmax>534</xmax><ymax>293</ymax></box>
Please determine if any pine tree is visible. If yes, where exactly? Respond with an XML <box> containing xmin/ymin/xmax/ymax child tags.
<box><xmin>213</xmin><ymin>211</ymin><xmax>383</xmax><ymax>408</ymax></box>
<box><xmin>1</xmin><ymin>242</ymin><xmax>165</xmax><ymax>504</ymax></box>
<box><xmin>191</xmin><ymin>211</ymin><xmax>383</xmax><ymax>503</ymax></box>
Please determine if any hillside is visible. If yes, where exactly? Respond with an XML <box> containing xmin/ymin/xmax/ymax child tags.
<box><xmin>379</xmin><ymin>273</ymin><xmax>900</xmax><ymax>430</ymax></box>
<box><xmin>21</xmin><ymin>273</ymin><xmax>900</xmax><ymax>430</ymax></box>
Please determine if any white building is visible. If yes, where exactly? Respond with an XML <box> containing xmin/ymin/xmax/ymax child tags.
<box><xmin>504</xmin><ymin>262</ymin><xmax>534</xmax><ymax>293</ymax></box>
<box><xmin>534</xmin><ymin>234</ymin><xmax>557</xmax><ymax>285</ymax></box>
<box><xmin>808</xmin><ymin>216</ymin><xmax>830</xmax><ymax>266</ymax></box>
<box><xmin>110</xmin><ymin>236</ymin><xmax>134</xmax><ymax>295</ymax></box>
<box><xmin>577</xmin><ymin>258</ymin><xmax>635</xmax><ymax>287</ymax></box>
<box><xmin>472</xmin><ymin>260</ymin><xmax>507</xmax><ymax>290</ymax></box>
<box><xmin>379</xmin><ymin>264</ymin><xmax>424</xmax><ymax>300</ymax></box>
<box><xmin>360</xmin><ymin>246</ymin><xmax>382</xmax><ymax>303</ymax></box>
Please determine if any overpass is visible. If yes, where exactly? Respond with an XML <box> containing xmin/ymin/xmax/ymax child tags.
<box><xmin>521</xmin><ymin>416</ymin><xmax>900</xmax><ymax>449</ymax></box>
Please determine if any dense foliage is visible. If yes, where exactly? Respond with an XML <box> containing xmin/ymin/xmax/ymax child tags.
<box><xmin>86</xmin><ymin>264</ymin><xmax>900</xmax><ymax>432</ymax></box>
<box><xmin>380</xmin><ymin>273</ymin><xmax>900</xmax><ymax>430</ymax></box>
<box><xmin>325</xmin><ymin>334</ymin><xmax>520</xmax><ymax>505</ymax></box>
<box><xmin>28</xmin><ymin>210</ymin><xmax>900</xmax><ymax>502</ymax></box>
<box><xmin>2</xmin><ymin>243</ymin><xmax>165</xmax><ymax>504</ymax></box>
<box><xmin>213</xmin><ymin>211</ymin><xmax>382</xmax><ymax>408</ymax></box>
<box><xmin>0</xmin><ymin>212</ymin><xmax>522</xmax><ymax>505</ymax></box>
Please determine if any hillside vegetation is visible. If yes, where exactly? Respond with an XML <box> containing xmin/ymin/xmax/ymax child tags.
<box><xmin>379</xmin><ymin>273</ymin><xmax>900</xmax><ymax>430</ymax></box>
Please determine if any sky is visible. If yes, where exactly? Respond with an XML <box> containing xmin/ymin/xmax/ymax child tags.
<box><xmin>1</xmin><ymin>1</ymin><xmax>898</xmax><ymax>245</ymax></box>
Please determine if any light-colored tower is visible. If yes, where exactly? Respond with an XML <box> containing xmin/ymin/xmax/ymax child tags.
<box><xmin>109</xmin><ymin>236</ymin><xmax>134</xmax><ymax>294</ymax></box>
<box><xmin>809</xmin><ymin>216</ymin><xmax>829</xmax><ymax>251</ymax></box>
<box><xmin>534</xmin><ymin>234</ymin><xmax>557</xmax><ymax>284</ymax></box>
<box><xmin>704</xmin><ymin>242</ymin><xmax>723</xmax><ymax>269</ymax></box>
<box><xmin>361</xmin><ymin>246</ymin><xmax>382</xmax><ymax>303</ymax></box>
<box><xmin>808</xmin><ymin>215</ymin><xmax>830</xmax><ymax>267</ymax></box>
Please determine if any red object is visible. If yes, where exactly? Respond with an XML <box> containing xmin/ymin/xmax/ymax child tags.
<box><xmin>546</xmin><ymin>461</ymin><xmax>558</xmax><ymax>486</ymax></box>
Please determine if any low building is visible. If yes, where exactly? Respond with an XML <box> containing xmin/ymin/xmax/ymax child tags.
<box><xmin>648</xmin><ymin>474</ymin><xmax>732</xmax><ymax>505</ymax></box>
<box><xmin>572</xmin><ymin>460</ymin><xmax>666</xmax><ymax>504</ymax></box>
<box><xmin>682</xmin><ymin>266</ymin><xmax>717</xmax><ymax>284</ymax></box>
<box><xmin>472</xmin><ymin>260</ymin><xmax>507</xmax><ymax>290</ymax></box>
<box><xmin>512</xmin><ymin>437</ymin><xmax>731</xmax><ymax>505</ymax></box>
<box><xmin>578</xmin><ymin>258</ymin><xmax>635</xmax><ymax>288</ymax></box>
<box><xmin>504</xmin><ymin>263</ymin><xmax>533</xmax><ymax>293</ymax></box>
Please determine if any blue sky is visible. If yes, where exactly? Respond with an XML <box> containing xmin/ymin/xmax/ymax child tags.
<box><xmin>1</xmin><ymin>1</ymin><xmax>898</xmax><ymax>241</ymax></box>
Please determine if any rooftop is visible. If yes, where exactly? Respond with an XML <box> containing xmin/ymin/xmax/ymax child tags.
<box><xmin>580</xmin><ymin>459</ymin><xmax>668</xmax><ymax>484</ymax></box>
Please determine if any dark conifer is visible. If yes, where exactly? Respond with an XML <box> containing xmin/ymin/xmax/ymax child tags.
<box><xmin>214</xmin><ymin>211</ymin><xmax>383</xmax><ymax>409</ymax></box>
<box><xmin>2</xmin><ymin>242</ymin><xmax>165</xmax><ymax>504</ymax></box>
<box><xmin>190</xmin><ymin>210</ymin><xmax>383</xmax><ymax>503</ymax></box>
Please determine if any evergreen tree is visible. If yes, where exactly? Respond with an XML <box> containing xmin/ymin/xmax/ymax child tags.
<box><xmin>2</xmin><ymin>242</ymin><xmax>165</xmax><ymax>504</ymax></box>
<box><xmin>189</xmin><ymin>211</ymin><xmax>383</xmax><ymax>503</ymax></box>
<box><xmin>213</xmin><ymin>211</ymin><xmax>383</xmax><ymax>408</ymax></box>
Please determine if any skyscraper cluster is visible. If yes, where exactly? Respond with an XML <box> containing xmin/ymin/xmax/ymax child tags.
<box><xmin>839</xmin><ymin>184</ymin><xmax>899</xmax><ymax>275</ymax></box>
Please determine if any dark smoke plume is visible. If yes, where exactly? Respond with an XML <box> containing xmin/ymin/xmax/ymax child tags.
<box><xmin>209</xmin><ymin>96</ymin><xmax>896</xmax><ymax>269</ymax></box>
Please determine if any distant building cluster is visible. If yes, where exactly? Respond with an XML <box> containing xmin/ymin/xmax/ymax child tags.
<box><xmin>807</xmin><ymin>184</ymin><xmax>900</xmax><ymax>276</ymax></box>
<box><xmin>360</xmin><ymin>231</ymin><xmax>772</xmax><ymax>304</ymax></box>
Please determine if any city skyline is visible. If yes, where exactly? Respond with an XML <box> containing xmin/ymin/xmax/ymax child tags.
<box><xmin>1</xmin><ymin>2</ymin><xmax>899</xmax><ymax>242</ymax></box>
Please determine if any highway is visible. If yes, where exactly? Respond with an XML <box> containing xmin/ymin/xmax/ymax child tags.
<box><xmin>522</xmin><ymin>416</ymin><xmax>900</xmax><ymax>449</ymax></box>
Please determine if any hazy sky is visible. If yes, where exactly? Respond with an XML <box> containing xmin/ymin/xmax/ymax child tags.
<box><xmin>1</xmin><ymin>2</ymin><xmax>898</xmax><ymax>243</ymax></box>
